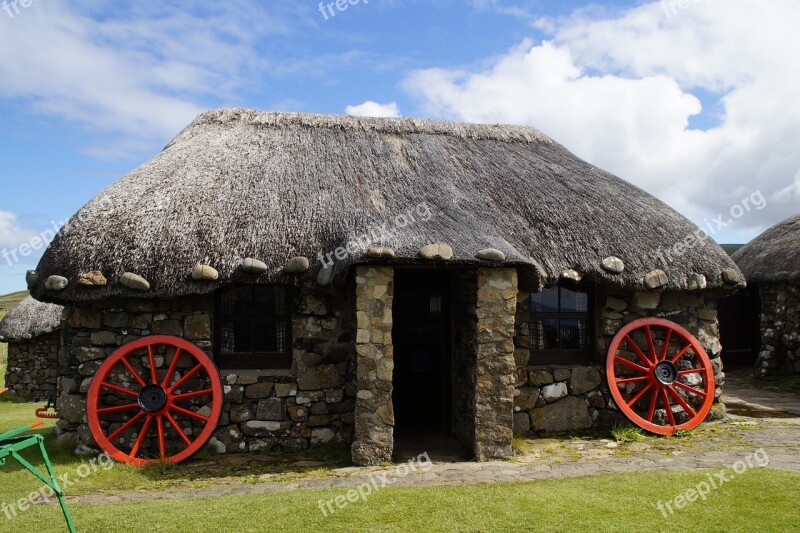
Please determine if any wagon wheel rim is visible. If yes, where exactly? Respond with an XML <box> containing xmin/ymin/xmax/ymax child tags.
<box><xmin>606</xmin><ymin>318</ymin><xmax>715</xmax><ymax>435</ymax></box>
<box><xmin>87</xmin><ymin>335</ymin><xmax>223</xmax><ymax>466</ymax></box>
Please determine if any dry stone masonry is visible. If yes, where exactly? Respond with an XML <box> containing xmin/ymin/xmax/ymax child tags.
<box><xmin>351</xmin><ymin>266</ymin><xmax>395</xmax><ymax>466</ymax></box>
<box><xmin>754</xmin><ymin>279</ymin><xmax>800</xmax><ymax>376</ymax></box>
<box><xmin>4</xmin><ymin>333</ymin><xmax>60</xmax><ymax>400</ymax></box>
<box><xmin>512</xmin><ymin>287</ymin><xmax>725</xmax><ymax>435</ymax></box>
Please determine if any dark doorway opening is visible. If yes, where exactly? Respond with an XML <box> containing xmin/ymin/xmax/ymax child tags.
<box><xmin>392</xmin><ymin>269</ymin><xmax>452</xmax><ymax>438</ymax></box>
<box><xmin>718</xmin><ymin>286</ymin><xmax>761</xmax><ymax>368</ymax></box>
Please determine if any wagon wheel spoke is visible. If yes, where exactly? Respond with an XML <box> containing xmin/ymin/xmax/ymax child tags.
<box><xmin>100</xmin><ymin>382</ymin><xmax>139</xmax><ymax>398</ymax></box>
<box><xmin>613</xmin><ymin>356</ymin><xmax>650</xmax><ymax>374</ymax></box>
<box><xmin>119</xmin><ymin>356</ymin><xmax>147</xmax><ymax>387</ymax></box>
<box><xmin>108</xmin><ymin>411</ymin><xmax>146</xmax><ymax>442</ymax></box>
<box><xmin>673</xmin><ymin>381</ymin><xmax>708</xmax><ymax>399</ymax></box>
<box><xmin>165</xmin><ymin>411</ymin><xmax>193</xmax><ymax>447</ymax></box>
<box><xmin>659</xmin><ymin>329</ymin><xmax>672</xmax><ymax>361</ymax></box>
<box><xmin>606</xmin><ymin>318</ymin><xmax>715</xmax><ymax>435</ymax></box>
<box><xmin>644</xmin><ymin>325</ymin><xmax>658</xmax><ymax>365</ymax></box>
<box><xmin>156</xmin><ymin>415</ymin><xmax>166</xmax><ymax>459</ymax></box>
<box><xmin>130</xmin><ymin>415</ymin><xmax>154</xmax><ymax>458</ymax></box>
<box><xmin>667</xmin><ymin>386</ymin><xmax>697</xmax><ymax>418</ymax></box>
<box><xmin>660</xmin><ymin>388</ymin><xmax>676</xmax><ymax>427</ymax></box>
<box><xmin>96</xmin><ymin>403</ymin><xmax>140</xmax><ymax>415</ymax></box>
<box><xmin>147</xmin><ymin>344</ymin><xmax>158</xmax><ymax>385</ymax></box>
<box><xmin>87</xmin><ymin>336</ymin><xmax>223</xmax><ymax>466</ymax></box>
<box><xmin>626</xmin><ymin>382</ymin><xmax>654</xmax><ymax>408</ymax></box>
<box><xmin>647</xmin><ymin>387</ymin><xmax>659</xmax><ymax>422</ymax></box>
<box><xmin>615</xmin><ymin>376</ymin><xmax>649</xmax><ymax>385</ymax></box>
<box><xmin>161</xmin><ymin>347</ymin><xmax>183</xmax><ymax>388</ymax></box>
<box><xmin>670</xmin><ymin>343</ymin><xmax>693</xmax><ymax>364</ymax></box>
<box><xmin>624</xmin><ymin>336</ymin><xmax>654</xmax><ymax>368</ymax></box>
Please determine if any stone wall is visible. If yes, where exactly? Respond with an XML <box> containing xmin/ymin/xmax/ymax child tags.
<box><xmin>473</xmin><ymin>268</ymin><xmax>517</xmax><ymax>460</ymax></box>
<box><xmin>754</xmin><ymin>281</ymin><xmax>800</xmax><ymax>376</ymax></box>
<box><xmin>513</xmin><ymin>286</ymin><xmax>725</xmax><ymax>435</ymax></box>
<box><xmin>351</xmin><ymin>266</ymin><xmax>395</xmax><ymax>466</ymax></box>
<box><xmin>56</xmin><ymin>287</ymin><xmax>357</xmax><ymax>455</ymax></box>
<box><xmin>3</xmin><ymin>332</ymin><xmax>60</xmax><ymax>400</ymax></box>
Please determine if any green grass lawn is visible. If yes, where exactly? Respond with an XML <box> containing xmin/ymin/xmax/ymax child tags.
<box><xmin>1</xmin><ymin>400</ymin><xmax>798</xmax><ymax>532</ymax></box>
<box><xmin>2</xmin><ymin>468</ymin><xmax>798</xmax><ymax>532</ymax></box>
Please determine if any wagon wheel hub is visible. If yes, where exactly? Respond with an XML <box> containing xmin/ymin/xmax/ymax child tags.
<box><xmin>137</xmin><ymin>384</ymin><xmax>168</xmax><ymax>413</ymax></box>
<box><xmin>653</xmin><ymin>360</ymin><xmax>678</xmax><ymax>386</ymax></box>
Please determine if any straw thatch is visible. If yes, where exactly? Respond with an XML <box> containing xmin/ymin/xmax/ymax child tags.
<box><xmin>732</xmin><ymin>214</ymin><xmax>800</xmax><ymax>281</ymax></box>
<box><xmin>0</xmin><ymin>296</ymin><xmax>63</xmax><ymax>341</ymax></box>
<box><xmin>32</xmin><ymin>109</ymin><xmax>739</xmax><ymax>302</ymax></box>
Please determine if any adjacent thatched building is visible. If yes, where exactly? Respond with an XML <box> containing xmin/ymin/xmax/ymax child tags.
<box><xmin>0</xmin><ymin>296</ymin><xmax>63</xmax><ymax>400</ymax></box>
<box><xmin>731</xmin><ymin>215</ymin><xmax>800</xmax><ymax>376</ymax></box>
<box><xmin>30</xmin><ymin>109</ymin><xmax>742</xmax><ymax>465</ymax></box>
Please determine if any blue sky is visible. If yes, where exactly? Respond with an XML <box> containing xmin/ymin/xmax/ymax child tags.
<box><xmin>0</xmin><ymin>0</ymin><xmax>798</xmax><ymax>295</ymax></box>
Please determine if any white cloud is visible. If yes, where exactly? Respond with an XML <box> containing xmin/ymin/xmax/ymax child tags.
<box><xmin>0</xmin><ymin>1</ymin><xmax>293</xmax><ymax>156</ymax></box>
<box><xmin>404</xmin><ymin>0</ymin><xmax>800</xmax><ymax>241</ymax></box>
<box><xmin>345</xmin><ymin>101</ymin><xmax>402</xmax><ymax>118</ymax></box>
<box><xmin>0</xmin><ymin>211</ymin><xmax>38</xmax><ymax>250</ymax></box>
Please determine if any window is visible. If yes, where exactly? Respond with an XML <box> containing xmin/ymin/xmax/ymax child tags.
<box><xmin>214</xmin><ymin>285</ymin><xmax>291</xmax><ymax>369</ymax></box>
<box><xmin>530</xmin><ymin>283</ymin><xmax>594</xmax><ymax>363</ymax></box>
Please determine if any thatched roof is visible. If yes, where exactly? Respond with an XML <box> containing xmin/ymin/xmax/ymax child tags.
<box><xmin>32</xmin><ymin>109</ymin><xmax>740</xmax><ymax>302</ymax></box>
<box><xmin>732</xmin><ymin>214</ymin><xmax>800</xmax><ymax>283</ymax></box>
<box><xmin>0</xmin><ymin>297</ymin><xmax>63</xmax><ymax>341</ymax></box>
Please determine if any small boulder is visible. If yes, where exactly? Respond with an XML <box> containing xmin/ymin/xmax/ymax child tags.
<box><xmin>284</xmin><ymin>256</ymin><xmax>310</xmax><ymax>274</ymax></box>
<box><xmin>644</xmin><ymin>269</ymin><xmax>669</xmax><ymax>289</ymax></box>
<box><xmin>367</xmin><ymin>247</ymin><xmax>396</xmax><ymax>259</ymax></box>
<box><xmin>476</xmin><ymin>248</ymin><xmax>506</xmax><ymax>262</ymax></box>
<box><xmin>687</xmin><ymin>273</ymin><xmax>707</xmax><ymax>290</ymax></box>
<box><xmin>419</xmin><ymin>242</ymin><xmax>454</xmax><ymax>261</ymax></box>
<box><xmin>722</xmin><ymin>268</ymin><xmax>745</xmax><ymax>285</ymax></box>
<box><xmin>78</xmin><ymin>271</ymin><xmax>107</xmax><ymax>286</ymax></box>
<box><xmin>120</xmin><ymin>272</ymin><xmax>150</xmax><ymax>291</ymax></box>
<box><xmin>601</xmin><ymin>256</ymin><xmax>625</xmax><ymax>274</ymax></box>
<box><xmin>561</xmin><ymin>269</ymin><xmax>582</xmax><ymax>283</ymax></box>
<box><xmin>242</xmin><ymin>258</ymin><xmax>268</xmax><ymax>274</ymax></box>
<box><xmin>45</xmin><ymin>275</ymin><xmax>68</xmax><ymax>291</ymax></box>
<box><xmin>541</xmin><ymin>382</ymin><xmax>568</xmax><ymax>402</ymax></box>
<box><xmin>191</xmin><ymin>264</ymin><xmax>219</xmax><ymax>281</ymax></box>
<box><xmin>25</xmin><ymin>270</ymin><xmax>38</xmax><ymax>290</ymax></box>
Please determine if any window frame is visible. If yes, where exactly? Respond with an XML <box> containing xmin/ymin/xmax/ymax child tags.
<box><xmin>213</xmin><ymin>284</ymin><xmax>293</xmax><ymax>369</ymax></box>
<box><xmin>529</xmin><ymin>282</ymin><xmax>595</xmax><ymax>364</ymax></box>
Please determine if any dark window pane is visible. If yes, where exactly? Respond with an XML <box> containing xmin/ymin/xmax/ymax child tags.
<box><xmin>560</xmin><ymin>286</ymin><xmax>588</xmax><ymax>312</ymax></box>
<box><xmin>217</xmin><ymin>285</ymin><xmax>291</xmax><ymax>368</ymax></box>
<box><xmin>532</xmin><ymin>287</ymin><xmax>558</xmax><ymax>313</ymax></box>
<box><xmin>532</xmin><ymin>319</ymin><xmax>559</xmax><ymax>350</ymax></box>
<box><xmin>560</xmin><ymin>319</ymin><xmax>589</xmax><ymax>350</ymax></box>
<box><xmin>253</xmin><ymin>322</ymin><xmax>278</xmax><ymax>352</ymax></box>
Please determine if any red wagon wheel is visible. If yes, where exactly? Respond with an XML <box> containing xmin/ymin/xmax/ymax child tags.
<box><xmin>606</xmin><ymin>318</ymin><xmax>715</xmax><ymax>435</ymax></box>
<box><xmin>87</xmin><ymin>336</ymin><xmax>223</xmax><ymax>466</ymax></box>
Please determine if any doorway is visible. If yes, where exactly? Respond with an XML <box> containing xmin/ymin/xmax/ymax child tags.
<box><xmin>392</xmin><ymin>269</ymin><xmax>452</xmax><ymax>438</ymax></box>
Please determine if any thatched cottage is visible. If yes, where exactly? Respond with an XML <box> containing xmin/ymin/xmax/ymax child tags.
<box><xmin>30</xmin><ymin>110</ymin><xmax>742</xmax><ymax>465</ymax></box>
<box><xmin>0</xmin><ymin>296</ymin><xmax>63</xmax><ymax>400</ymax></box>
<box><xmin>730</xmin><ymin>214</ymin><xmax>800</xmax><ymax>376</ymax></box>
